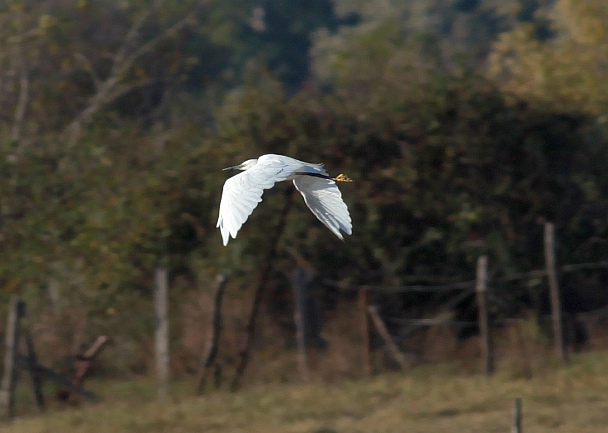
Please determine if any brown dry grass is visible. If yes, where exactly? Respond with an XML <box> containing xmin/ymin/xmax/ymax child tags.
<box><xmin>4</xmin><ymin>350</ymin><xmax>608</xmax><ymax>433</ymax></box>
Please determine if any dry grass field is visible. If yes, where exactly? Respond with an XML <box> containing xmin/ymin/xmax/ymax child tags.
<box><xmin>3</xmin><ymin>350</ymin><xmax>608</xmax><ymax>433</ymax></box>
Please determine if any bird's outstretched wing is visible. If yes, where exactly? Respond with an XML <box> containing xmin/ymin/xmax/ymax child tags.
<box><xmin>293</xmin><ymin>175</ymin><xmax>352</xmax><ymax>240</ymax></box>
<box><xmin>217</xmin><ymin>155</ymin><xmax>305</xmax><ymax>245</ymax></box>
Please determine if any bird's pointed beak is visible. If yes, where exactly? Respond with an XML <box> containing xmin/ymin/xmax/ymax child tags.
<box><xmin>222</xmin><ymin>164</ymin><xmax>241</xmax><ymax>171</ymax></box>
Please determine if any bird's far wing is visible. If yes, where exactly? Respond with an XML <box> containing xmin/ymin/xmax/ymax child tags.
<box><xmin>293</xmin><ymin>175</ymin><xmax>352</xmax><ymax>240</ymax></box>
<box><xmin>217</xmin><ymin>156</ymin><xmax>305</xmax><ymax>245</ymax></box>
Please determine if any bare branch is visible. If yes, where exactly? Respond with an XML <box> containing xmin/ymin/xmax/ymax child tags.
<box><xmin>74</xmin><ymin>53</ymin><xmax>101</xmax><ymax>91</ymax></box>
<box><xmin>8</xmin><ymin>13</ymin><xmax>33</xmax><ymax>147</ymax></box>
<box><xmin>104</xmin><ymin>78</ymin><xmax>156</xmax><ymax>103</ymax></box>
<box><xmin>10</xmin><ymin>54</ymin><xmax>29</xmax><ymax>143</ymax></box>
<box><xmin>110</xmin><ymin>1</ymin><xmax>160</xmax><ymax>75</ymax></box>
<box><xmin>117</xmin><ymin>12</ymin><xmax>196</xmax><ymax>78</ymax></box>
<box><xmin>63</xmin><ymin>78</ymin><xmax>154</xmax><ymax>142</ymax></box>
<box><xmin>62</xmin><ymin>4</ymin><xmax>196</xmax><ymax>146</ymax></box>
<box><xmin>6</xmin><ymin>27</ymin><xmax>40</xmax><ymax>45</ymax></box>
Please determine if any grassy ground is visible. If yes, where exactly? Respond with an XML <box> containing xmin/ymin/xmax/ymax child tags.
<box><xmin>4</xmin><ymin>350</ymin><xmax>608</xmax><ymax>433</ymax></box>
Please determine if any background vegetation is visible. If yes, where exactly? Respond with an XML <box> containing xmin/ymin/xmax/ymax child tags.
<box><xmin>1</xmin><ymin>0</ymin><xmax>608</xmax><ymax>381</ymax></box>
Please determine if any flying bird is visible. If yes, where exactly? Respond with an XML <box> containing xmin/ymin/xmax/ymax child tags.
<box><xmin>217</xmin><ymin>154</ymin><xmax>352</xmax><ymax>245</ymax></box>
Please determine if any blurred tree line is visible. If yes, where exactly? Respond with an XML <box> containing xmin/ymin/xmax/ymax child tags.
<box><xmin>1</xmin><ymin>0</ymin><xmax>608</xmax><ymax>373</ymax></box>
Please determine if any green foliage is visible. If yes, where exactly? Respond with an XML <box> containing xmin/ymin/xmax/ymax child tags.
<box><xmin>185</xmin><ymin>0</ymin><xmax>342</xmax><ymax>91</ymax></box>
<box><xmin>208</xmin><ymin>69</ymin><xmax>608</xmax><ymax>293</ymax></box>
<box><xmin>2</xmin><ymin>0</ymin><xmax>608</xmax><ymax>378</ymax></box>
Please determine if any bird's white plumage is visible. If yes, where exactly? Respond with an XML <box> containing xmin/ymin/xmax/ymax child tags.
<box><xmin>217</xmin><ymin>154</ymin><xmax>352</xmax><ymax>245</ymax></box>
<box><xmin>293</xmin><ymin>175</ymin><xmax>352</xmax><ymax>240</ymax></box>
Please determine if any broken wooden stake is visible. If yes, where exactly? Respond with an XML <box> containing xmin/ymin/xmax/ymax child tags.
<box><xmin>368</xmin><ymin>305</ymin><xmax>409</xmax><ymax>370</ymax></box>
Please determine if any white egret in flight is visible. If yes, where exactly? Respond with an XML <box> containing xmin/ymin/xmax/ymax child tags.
<box><xmin>217</xmin><ymin>154</ymin><xmax>352</xmax><ymax>245</ymax></box>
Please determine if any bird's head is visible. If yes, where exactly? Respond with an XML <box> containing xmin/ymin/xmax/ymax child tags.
<box><xmin>222</xmin><ymin>158</ymin><xmax>258</xmax><ymax>171</ymax></box>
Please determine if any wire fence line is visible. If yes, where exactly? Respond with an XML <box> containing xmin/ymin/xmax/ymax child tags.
<box><xmin>322</xmin><ymin>279</ymin><xmax>476</xmax><ymax>293</ymax></box>
<box><xmin>575</xmin><ymin>303</ymin><xmax>608</xmax><ymax>320</ymax></box>
<box><xmin>96</xmin><ymin>249</ymin><xmax>608</xmax><ymax>387</ymax></box>
<box><xmin>321</xmin><ymin>223</ymin><xmax>608</xmax><ymax>376</ymax></box>
<box><xmin>386</xmin><ymin>317</ymin><xmax>476</xmax><ymax>327</ymax></box>
<box><xmin>323</xmin><ymin>260</ymin><xmax>608</xmax><ymax>294</ymax></box>
<box><xmin>384</xmin><ymin>305</ymin><xmax>608</xmax><ymax>330</ymax></box>
<box><xmin>368</xmin><ymin>260</ymin><xmax>608</xmax><ymax>336</ymax></box>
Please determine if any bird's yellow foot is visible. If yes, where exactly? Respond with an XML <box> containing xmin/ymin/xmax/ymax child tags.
<box><xmin>335</xmin><ymin>173</ymin><xmax>353</xmax><ymax>182</ymax></box>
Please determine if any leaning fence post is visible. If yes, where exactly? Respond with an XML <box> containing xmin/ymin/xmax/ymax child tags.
<box><xmin>195</xmin><ymin>274</ymin><xmax>228</xmax><ymax>395</ymax></box>
<box><xmin>475</xmin><ymin>255</ymin><xmax>494</xmax><ymax>375</ymax></box>
<box><xmin>512</xmin><ymin>397</ymin><xmax>522</xmax><ymax>433</ymax></box>
<box><xmin>0</xmin><ymin>297</ymin><xmax>26</xmax><ymax>420</ymax></box>
<box><xmin>358</xmin><ymin>287</ymin><xmax>371</xmax><ymax>377</ymax></box>
<box><xmin>154</xmin><ymin>268</ymin><xmax>169</xmax><ymax>401</ymax></box>
<box><xmin>544</xmin><ymin>222</ymin><xmax>568</xmax><ymax>364</ymax></box>
<box><xmin>24</xmin><ymin>331</ymin><xmax>45</xmax><ymax>411</ymax></box>
<box><xmin>367</xmin><ymin>305</ymin><xmax>408</xmax><ymax>369</ymax></box>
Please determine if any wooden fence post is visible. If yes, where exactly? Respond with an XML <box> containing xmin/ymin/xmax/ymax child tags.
<box><xmin>292</xmin><ymin>268</ymin><xmax>312</xmax><ymax>382</ymax></box>
<box><xmin>544</xmin><ymin>222</ymin><xmax>568</xmax><ymax>364</ymax></box>
<box><xmin>358</xmin><ymin>288</ymin><xmax>371</xmax><ymax>377</ymax></box>
<box><xmin>475</xmin><ymin>255</ymin><xmax>494</xmax><ymax>375</ymax></box>
<box><xmin>0</xmin><ymin>297</ymin><xmax>26</xmax><ymax>420</ymax></box>
<box><xmin>512</xmin><ymin>397</ymin><xmax>522</xmax><ymax>433</ymax></box>
<box><xmin>154</xmin><ymin>267</ymin><xmax>169</xmax><ymax>401</ymax></box>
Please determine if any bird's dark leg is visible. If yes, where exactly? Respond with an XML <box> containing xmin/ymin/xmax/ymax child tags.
<box><xmin>295</xmin><ymin>172</ymin><xmax>332</xmax><ymax>179</ymax></box>
<box><xmin>295</xmin><ymin>172</ymin><xmax>353</xmax><ymax>182</ymax></box>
